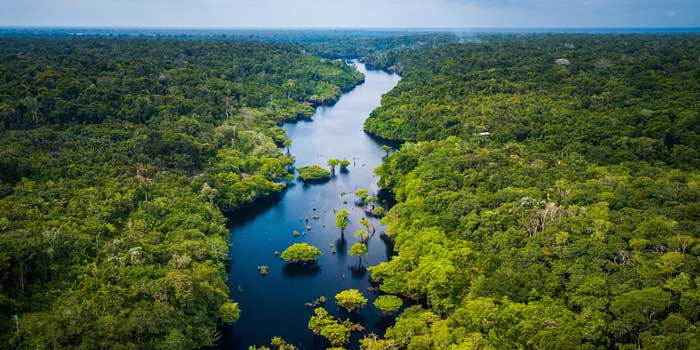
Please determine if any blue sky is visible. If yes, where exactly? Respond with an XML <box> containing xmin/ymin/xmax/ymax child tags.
<box><xmin>1</xmin><ymin>0</ymin><xmax>698</xmax><ymax>28</ymax></box>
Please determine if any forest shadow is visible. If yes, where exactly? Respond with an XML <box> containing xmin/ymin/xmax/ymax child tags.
<box><xmin>225</xmin><ymin>191</ymin><xmax>287</xmax><ymax>228</ymax></box>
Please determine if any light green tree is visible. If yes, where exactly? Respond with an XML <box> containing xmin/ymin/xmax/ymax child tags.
<box><xmin>327</xmin><ymin>159</ymin><xmax>340</xmax><ymax>174</ymax></box>
<box><xmin>280</xmin><ymin>243</ymin><xmax>322</xmax><ymax>264</ymax></box>
<box><xmin>373</xmin><ymin>295</ymin><xmax>403</xmax><ymax>316</ymax></box>
<box><xmin>335</xmin><ymin>289</ymin><xmax>368</xmax><ymax>312</ymax></box>
<box><xmin>335</xmin><ymin>209</ymin><xmax>350</xmax><ymax>236</ymax></box>
<box><xmin>349</xmin><ymin>242</ymin><xmax>368</xmax><ymax>268</ymax></box>
<box><xmin>354</xmin><ymin>229</ymin><xmax>369</xmax><ymax>243</ymax></box>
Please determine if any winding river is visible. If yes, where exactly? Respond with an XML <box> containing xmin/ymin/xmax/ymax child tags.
<box><xmin>222</xmin><ymin>61</ymin><xmax>401</xmax><ymax>350</ymax></box>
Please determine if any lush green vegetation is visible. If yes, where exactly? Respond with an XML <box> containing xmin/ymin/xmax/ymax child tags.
<box><xmin>307</xmin><ymin>307</ymin><xmax>364</xmax><ymax>347</ymax></box>
<box><xmin>297</xmin><ymin>165</ymin><xmax>331</xmax><ymax>182</ymax></box>
<box><xmin>349</xmin><ymin>242</ymin><xmax>369</xmax><ymax>268</ymax></box>
<box><xmin>361</xmin><ymin>34</ymin><xmax>700</xmax><ymax>350</ymax></box>
<box><xmin>0</xmin><ymin>37</ymin><xmax>363</xmax><ymax>349</ymax></box>
<box><xmin>335</xmin><ymin>289</ymin><xmax>368</xmax><ymax>313</ymax></box>
<box><xmin>373</xmin><ymin>295</ymin><xmax>403</xmax><ymax>316</ymax></box>
<box><xmin>335</xmin><ymin>209</ymin><xmax>350</xmax><ymax>236</ymax></box>
<box><xmin>280</xmin><ymin>243</ymin><xmax>322</xmax><ymax>264</ymax></box>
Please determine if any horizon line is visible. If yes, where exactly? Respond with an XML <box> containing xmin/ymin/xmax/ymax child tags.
<box><xmin>2</xmin><ymin>25</ymin><xmax>700</xmax><ymax>30</ymax></box>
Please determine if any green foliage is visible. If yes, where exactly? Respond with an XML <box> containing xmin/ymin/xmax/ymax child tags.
<box><xmin>280</xmin><ymin>243</ymin><xmax>322</xmax><ymax>264</ymax></box>
<box><xmin>327</xmin><ymin>159</ymin><xmax>340</xmax><ymax>174</ymax></box>
<box><xmin>249</xmin><ymin>336</ymin><xmax>298</xmax><ymax>350</ymax></box>
<box><xmin>219</xmin><ymin>302</ymin><xmax>242</xmax><ymax>324</ymax></box>
<box><xmin>0</xmin><ymin>36</ymin><xmax>364</xmax><ymax>349</ymax></box>
<box><xmin>365</xmin><ymin>35</ymin><xmax>700</xmax><ymax>170</ymax></box>
<box><xmin>373</xmin><ymin>295</ymin><xmax>403</xmax><ymax>316</ymax></box>
<box><xmin>354</xmin><ymin>189</ymin><xmax>369</xmax><ymax>203</ymax></box>
<box><xmin>371</xmin><ymin>207</ymin><xmax>386</xmax><ymax>218</ymax></box>
<box><xmin>364</xmin><ymin>34</ymin><xmax>700</xmax><ymax>350</ymax></box>
<box><xmin>354</xmin><ymin>229</ymin><xmax>369</xmax><ymax>242</ymax></box>
<box><xmin>335</xmin><ymin>289</ymin><xmax>368</xmax><ymax>313</ymax></box>
<box><xmin>339</xmin><ymin>159</ymin><xmax>351</xmax><ymax>169</ymax></box>
<box><xmin>308</xmin><ymin>307</ymin><xmax>363</xmax><ymax>346</ymax></box>
<box><xmin>335</xmin><ymin>209</ymin><xmax>350</xmax><ymax>234</ymax></box>
<box><xmin>349</xmin><ymin>242</ymin><xmax>369</xmax><ymax>268</ymax></box>
<box><xmin>297</xmin><ymin>165</ymin><xmax>331</xmax><ymax>182</ymax></box>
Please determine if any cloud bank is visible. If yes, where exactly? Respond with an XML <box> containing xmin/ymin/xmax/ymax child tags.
<box><xmin>1</xmin><ymin>0</ymin><xmax>698</xmax><ymax>28</ymax></box>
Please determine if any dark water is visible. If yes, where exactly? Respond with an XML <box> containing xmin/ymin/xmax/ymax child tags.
<box><xmin>222</xmin><ymin>61</ymin><xmax>401</xmax><ymax>350</ymax></box>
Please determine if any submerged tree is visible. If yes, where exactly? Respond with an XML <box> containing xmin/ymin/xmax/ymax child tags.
<box><xmin>349</xmin><ymin>242</ymin><xmax>368</xmax><ymax>268</ymax></box>
<box><xmin>308</xmin><ymin>307</ymin><xmax>363</xmax><ymax>346</ymax></box>
<box><xmin>280</xmin><ymin>243</ymin><xmax>322</xmax><ymax>264</ymax></box>
<box><xmin>327</xmin><ymin>159</ymin><xmax>340</xmax><ymax>174</ymax></box>
<box><xmin>359</xmin><ymin>217</ymin><xmax>374</xmax><ymax>235</ymax></box>
<box><xmin>335</xmin><ymin>289</ymin><xmax>368</xmax><ymax>313</ymax></box>
<box><xmin>354</xmin><ymin>189</ymin><xmax>369</xmax><ymax>205</ymax></box>
<box><xmin>335</xmin><ymin>209</ymin><xmax>350</xmax><ymax>236</ymax></box>
<box><xmin>219</xmin><ymin>302</ymin><xmax>241</xmax><ymax>324</ymax></box>
<box><xmin>354</xmin><ymin>229</ymin><xmax>369</xmax><ymax>243</ymax></box>
<box><xmin>339</xmin><ymin>159</ymin><xmax>351</xmax><ymax>171</ymax></box>
<box><xmin>373</xmin><ymin>295</ymin><xmax>402</xmax><ymax>316</ymax></box>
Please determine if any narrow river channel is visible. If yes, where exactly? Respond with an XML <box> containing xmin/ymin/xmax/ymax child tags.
<box><xmin>223</xmin><ymin>61</ymin><xmax>401</xmax><ymax>350</ymax></box>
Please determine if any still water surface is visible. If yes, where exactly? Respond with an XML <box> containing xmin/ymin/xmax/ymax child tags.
<box><xmin>223</xmin><ymin>61</ymin><xmax>401</xmax><ymax>350</ymax></box>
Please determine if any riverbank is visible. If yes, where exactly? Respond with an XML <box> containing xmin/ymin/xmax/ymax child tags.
<box><xmin>222</xmin><ymin>61</ymin><xmax>400</xmax><ymax>350</ymax></box>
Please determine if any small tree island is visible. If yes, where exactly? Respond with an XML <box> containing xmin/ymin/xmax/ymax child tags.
<box><xmin>335</xmin><ymin>289</ymin><xmax>368</xmax><ymax>313</ymax></box>
<box><xmin>280</xmin><ymin>243</ymin><xmax>322</xmax><ymax>264</ymax></box>
<box><xmin>297</xmin><ymin>165</ymin><xmax>331</xmax><ymax>183</ymax></box>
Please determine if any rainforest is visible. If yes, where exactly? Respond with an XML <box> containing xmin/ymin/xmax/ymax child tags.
<box><xmin>1</xmin><ymin>26</ymin><xmax>700</xmax><ymax>350</ymax></box>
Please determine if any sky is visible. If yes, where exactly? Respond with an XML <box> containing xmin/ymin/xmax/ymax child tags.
<box><xmin>0</xmin><ymin>0</ymin><xmax>699</xmax><ymax>28</ymax></box>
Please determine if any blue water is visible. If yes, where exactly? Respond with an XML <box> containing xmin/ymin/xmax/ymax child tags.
<box><xmin>222</xmin><ymin>62</ymin><xmax>401</xmax><ymax>350</ymax></box>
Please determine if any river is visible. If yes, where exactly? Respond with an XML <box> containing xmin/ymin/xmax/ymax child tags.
<box><xmin>222</xmin><ymin>61</ymin><xmax>401</xmax><ymax>350</ymax></box>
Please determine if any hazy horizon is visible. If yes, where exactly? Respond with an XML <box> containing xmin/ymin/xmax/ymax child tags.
<box><xmin>2</xmin><ymin>0</ymin><xmax>699</xmax><ymax>28</ymax></box>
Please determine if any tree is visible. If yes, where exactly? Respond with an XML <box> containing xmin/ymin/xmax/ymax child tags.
<box><xmin>219</xmin><ymin>302</ymin><xmax>241</xmax><ymax>324</ymax></box>
<box><xmin>335</xmin><ymin>289</ymin><xmax>368</xmax><ymax>313</ymax></box>
<box><xmin>354</xmin><ymin>229</ymin><xmax>369</xmax><ymax>243</ymax></box>
<box><xmin>328</xmin><ymin>159</ymin><xmax>340</xmax><ymax>174</ymax></box>
<box><xmin>280</xmin><ymin>243</ymin><xmax>322</xmax><ymax>264</ymax></box>
<box><xmin>308</xmin><ymin>307</ymin><xmax>363</xmax><ymax>346</ymax></box>
<box><xmin>354</xmin><ymin>189</ymin><xmax>369</xmax><ymax>204</ymax></box>
<box><xmin>297</xmin><ymin>165</ymin><xmax>331</xmax><ymax>182</ymax></box>
<box><xmin>339</xmin><ymin>159</ymin><xmax>351</xmax><ymax>171</ymax></box>
<box><xmin>359</xmin><ymin>217</ymin><xmax>374</xmax><ymax>235</ymax></box>
<box><xmin>611</xmin><ymin>287</ymin><xmax>672</xmax><ymax>340</ymax></box>
<box><xmin>335</xmin><ymin>209</ymin><xmax>350</xmax><ymax>236</ymax></box>
<box><xmin>200</xmin><ymin>183</ymin><xmax>218</xmax><ymax>205</ymax></box>
<box><xmin>349</xmin><ymin>242</ymin><xmax>368</xmax><ymax>268</ymax></box>
<box><xmin>21</xmin><ymin>96</ymin><xmax>40</xmax><ymax>124</ymax></box>
<box><xmin>373</xmin><ymin>295</ymin><xmax>403</xmax><ymax>316</ymax></box>
<box><xmin>371</xmin><ymin>206</ymin><xmax>386</xmax><ymax>218</ymax></box>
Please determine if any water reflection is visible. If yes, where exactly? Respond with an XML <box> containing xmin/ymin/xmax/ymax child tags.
<box><xmin>223</xmin><ymin>62</ymin><xmax>401</xmax><ymax>350</ymax></box>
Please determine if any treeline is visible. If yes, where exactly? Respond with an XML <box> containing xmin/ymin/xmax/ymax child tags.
<box><xmin>0</xmin><ymin>37</ymin><xmax>363</xmax><ymax>349</ymax></box>
<box><xmin>361</xmin><ymin>34</ymin><xmax>700</xmax><ymax>349</ymax></box>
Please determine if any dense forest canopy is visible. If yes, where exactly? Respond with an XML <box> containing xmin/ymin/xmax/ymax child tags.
<box><xmin>0</xmin><ymin>37</ymin><xmax>363</xmax><ymax>349</ymax></box>
<box><xmin>2</xmin><ymin>29</ymin><xmax>700</xmax><ymax>350</ymax></box>
<box><xmin>361</xmin><ymin>34</ymin><xmax>700</xmax><ymax>349</ymax></box>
